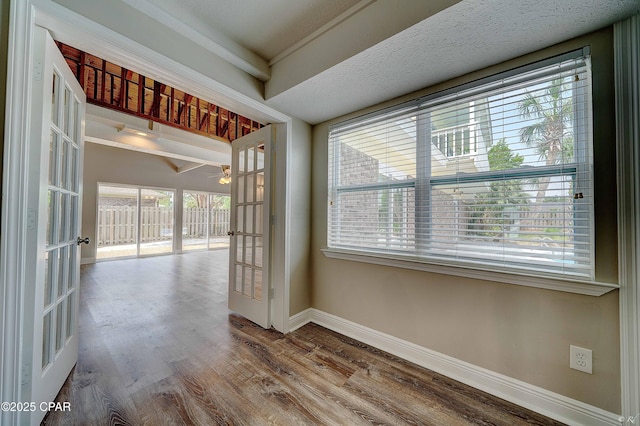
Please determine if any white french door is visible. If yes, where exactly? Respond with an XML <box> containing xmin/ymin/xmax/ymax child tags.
<box><xmin>228</xmin><ymin>125</ymin><xmax>272</xmax><ymax>328</ymax></box>
<box><xmin>24</xmin><ymin>27</ymin><xmax>86</xmax><ymax>425</ymax></box>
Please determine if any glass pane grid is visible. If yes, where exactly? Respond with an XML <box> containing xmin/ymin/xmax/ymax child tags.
<box><xmin>232</xmin><ymin>141</ymin><xmax>267</xmax><ymax>300</ymax></box>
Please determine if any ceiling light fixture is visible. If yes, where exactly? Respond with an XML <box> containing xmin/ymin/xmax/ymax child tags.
<box><xmin>116</xmin><ymin>124</ymin><xmax>159</xmax><ymax>139</ymax></box>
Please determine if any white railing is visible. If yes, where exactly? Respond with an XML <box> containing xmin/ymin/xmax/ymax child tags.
<box><xmin>431</xmin><ymin>123</ymin><xmax>477</xmax><ymax>158</ymax></box>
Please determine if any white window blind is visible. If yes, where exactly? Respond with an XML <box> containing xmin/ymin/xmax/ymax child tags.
<box><xmin>328</xmin><ymin>50</ymin><xmax>594</xmax><ymax>280</ymax></box>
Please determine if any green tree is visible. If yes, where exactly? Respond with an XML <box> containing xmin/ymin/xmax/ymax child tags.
<box><xmin>488</xmin><ymin>138</ymin><xmax>524</xmax><ymax>170</ymax></box>
<box><xmin>468</xmin><ymin>139</ymin><xmax>526</xmax><ymax>238</ymax></box>
<box><xmin>518</xmin><ymin>78</ymin><xmax>574</xmax><ymax>201</ymax></box>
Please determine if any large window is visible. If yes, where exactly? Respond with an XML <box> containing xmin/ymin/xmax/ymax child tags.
<box><xmin>328</xmin><ymin>49</ymin><xmax>594</xmax><ymax>280</ymax></box>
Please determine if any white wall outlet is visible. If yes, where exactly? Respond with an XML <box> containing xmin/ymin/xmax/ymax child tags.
<box><xmin>570</xmin><ymin>345</ymin><xmax>593</xmax><ymax>374</ymax></box>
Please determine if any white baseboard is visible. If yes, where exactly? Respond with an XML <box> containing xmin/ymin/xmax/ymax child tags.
<box><xmin>288</xmin><ymin>308</ymin><xmax>313</xmax><ymax>332</ymax></box>
<box><xmin>80</xmin><ymin>257</ymin><xmax>96</xmax><ymax>265</ymax></box>
<box><xmin>289</xmin><ymin>308</ymin><xmax>622</xmax><ymax>426</ymax></box>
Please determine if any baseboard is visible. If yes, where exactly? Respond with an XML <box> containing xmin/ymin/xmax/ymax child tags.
<box><xmin>289</xmin><ymin>308</ymin><xmax>621</xmax><ymax>426</ymax></box>
<box><xmin>80</xmin><ymin>257</ymin><xmax>96</xmax><ymax>265</ymax></box>
<box><xmin>288</xmin><ymin>308</ymin><xmax>314</xmax><ymax>332</ymax></box>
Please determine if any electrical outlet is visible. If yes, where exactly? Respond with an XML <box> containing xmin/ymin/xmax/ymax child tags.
<box><xmin>570</xmin><ymin>345</ymin><xmax>592</xmax><ymax>374</ymax></box>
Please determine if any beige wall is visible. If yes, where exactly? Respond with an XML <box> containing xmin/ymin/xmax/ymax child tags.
<box><xmin>81</xmin><ymin>142</ymin><xmax>231</xmax><ymax>262</ymax></box>
<box><xmin>311</xmin><ymin>28</ymin><xmax>620</xmax><ymax>412</ymax></box>
<box><xmin>289</xmin><ymin>118</ymin><xmax>312</xmax><ymax>315</ymax></box>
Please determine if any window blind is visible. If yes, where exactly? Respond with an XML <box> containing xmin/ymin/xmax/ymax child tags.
<box><xmin>328</xmin><ymin>50</ymin><xmax>594</xmax><ymax>280</ymax></box>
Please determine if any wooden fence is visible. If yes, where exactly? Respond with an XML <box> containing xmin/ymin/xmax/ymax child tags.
<box><xmin>97</xmin><ymin>206</ymin><xmax>230</xmax><ymax>246</ymax></box>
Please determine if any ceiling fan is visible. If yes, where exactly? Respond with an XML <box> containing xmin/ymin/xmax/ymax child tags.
<box><xmin>208</xmin><ymin>165</ymin><xmax>231</xmax><ymax>184</ymax></box>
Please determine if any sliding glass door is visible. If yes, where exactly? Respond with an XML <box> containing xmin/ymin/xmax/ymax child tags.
<box><xmin>96</xmin><ymin>185</ymin><xmax>138</xmax><ymax>259</ymax></box>
<box><xmin>182</xmin><ymin>191</ymin><xmax>230</xmax><ymax>251</ymax></box>
<box><xmin>96</xmin><ymin>184</ymin><xmax>175</xmax><ymax>260</ymax></box>
<box><xmin>140</xmin><ymin>189</ymin><xmax>174</xmax><ymax>256</ymax></box>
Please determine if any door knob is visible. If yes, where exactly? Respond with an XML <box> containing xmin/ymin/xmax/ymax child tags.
<box><xmin>77</xmin><ymin>236</ymin><xmax>91</xmax><ymax>245</ymax></box>
<box><xmin>227</xmin><ymin>231</ymin><xmax>235</xmax><ymax>236</ymax></box>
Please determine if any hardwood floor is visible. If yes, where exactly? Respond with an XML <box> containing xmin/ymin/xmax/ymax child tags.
<box><xmin>43</xmin><ymin>251</ymin><xmax>564</xmax><ymax>425</ymax></box>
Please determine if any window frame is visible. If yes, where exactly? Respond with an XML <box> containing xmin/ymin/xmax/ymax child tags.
<box><xmin>324</xmin><ymin>47</ymin><xmax>618</xmax><ymax>296</ymax></box>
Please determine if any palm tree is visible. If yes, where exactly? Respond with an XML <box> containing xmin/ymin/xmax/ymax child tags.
<box><xmin>518</xmin><ymin>78</ymin><xmax>574</xmax><ymax>202</ymax></box>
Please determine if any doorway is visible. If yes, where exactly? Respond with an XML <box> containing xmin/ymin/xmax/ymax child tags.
<box><xmin>1</xmin><ymin>5</ymin><xmax>293</xmax><ymax>422</ymax></box>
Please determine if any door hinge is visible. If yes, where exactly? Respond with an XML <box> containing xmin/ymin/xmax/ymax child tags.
<box><xmin>33</xmin><ymin>61</ymin><xmax>43</xmax><ymax>81</ymax></box>
<box><xmin>271</xmin><ymin>215</ymin><xmax>276</xmax><ymax>226</ymax></box>
<box><xmin>269</xmin><ymin>288</ymin><xmax>275</xmax><ymax>299</ymax></box>
<box><xmin>21</xmin><ymin>362</ymin><xmax>31</xmax><ymax>385</ymax></box>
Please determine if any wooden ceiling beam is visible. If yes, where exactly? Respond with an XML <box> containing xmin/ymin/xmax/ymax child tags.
<box><xmin>54</xmin><ymin>40</ymin><xmax>264</xmax><ymax>143</ymax></box>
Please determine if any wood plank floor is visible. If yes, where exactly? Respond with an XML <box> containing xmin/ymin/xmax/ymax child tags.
<box><xmin>43</xmin><ymin>250</ymin><xmax>564</xmax><ymax>425</ymax></box>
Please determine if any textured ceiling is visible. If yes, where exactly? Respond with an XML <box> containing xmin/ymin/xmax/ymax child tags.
<box><xmin>127</xmin><ymin>0</ymin><xmax>363</xmax><ymax>61</ymax></box>
<box><xmin>100</xmin><ymin>0</ymin><xmax>640</xmax><ymax>125</ymax></box>
<box><xmin>266</xmin><ymin>0</ymin><xmax>640</xmax><ymax>124</ymax></box>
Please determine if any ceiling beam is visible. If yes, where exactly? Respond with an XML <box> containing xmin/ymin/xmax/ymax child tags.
<box><xmin>119</xmin><ymin>0</ymin><xmax>271</xmax><ymax>81</ymax></box>
<box><xmin>265</xmin><ymin>0</ymin><xmax>462</xmax><ymax>100</ymax></box>
<box><xmin>176</xmin><ymin>162</ymin><xmax>206</xmax><ymax>174</ymax></box>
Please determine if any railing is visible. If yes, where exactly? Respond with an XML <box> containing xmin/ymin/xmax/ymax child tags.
<box><xmin>97</xmin><ymin>206</ymin><xmax>230</xmax><ymax>246</ymax></box>
<box><xmin>431</xmin><ymin>123</ymin><xmax>477</xmax><ymax>158</ymax></box>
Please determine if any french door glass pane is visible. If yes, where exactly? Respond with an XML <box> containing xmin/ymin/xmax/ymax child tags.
<box><xmin>61</xmin><ymin>139</ymin><xmax>70</xmax><ymax>190</ymax></box>
<box><xmin>237</xmin><ymin>205</ymin><xmax>244</xmax><ymax>233</ymax></box>
<box><xmin>47</xmin><ymin>190</ymin><xmax>57</xmax><ymax>246</ymax></box>
<box><xmin>42</xmin><ymin>312</ymin><xmax>52</xmax><ymax>369</ymax></box>
<box><xmin>72</xmin><ymin>99</ymin><xmax>79</xmax><ymax>141</ymax></box>
<box><xmin>257</xmin><ymin>147</ymin><xmax>264</xmax><ymax>170</ymax></box>
<box><xmin>246</xmin><ymin>175</ymin><xmax>254</xmax><ymax>202</ymax></box>
<box><xmin>235</xmin><ymin>265</ymin><xmax>243</xmax><ymax>293</ymax></box>
<box><xmin>254</xmin><ymin>269</ymin><xmax>262</xmax><ymax>301</ymax></box>
<box><xmin>68</xmin><ymin>249</ymin><xmax>76</xmax><ymax>291</ymax></box>
<box><xmin>237</xmin><ymin>175</ymin><xmax>245</xmax><ymax>203</ymax></box>
<box><xmin>237</xmin><ymin>236</ymin><xmax>244</xmax><ymax>263</ymax></box>
<box><xmin>63</xmin><ymin>87</ymin><xmax>71</xmax><ymax>136</ymax></box>
<box><xmin>57</xmin><ymin>246</ymin><xmax>67</xmax><ymax>297</ymax></box>
<box><xmin>256</xmin><ymin>172</ymin><xmax>264</xmax><ymax>202</ymax></box>
<box><xmin>245</xmin><ymin>205</ymin><xmax>254</xmax><ymax>234</ymax></box>
<box><xmin>243</xmin><ymin>267</ymin><xmax>252</xmax><ymax>296</ymax></box>
<box><xmin>239</xmin><ymin>149</ymin><xmax>245</xmax><ymax>172</ymax></box>
<box><xmin>70</xmin><ymin>195</ymin><xmax>78</xmax><ymax>242</ymax></box>
<box><xmin>49</xmin><ymin>132</ymin><xmax>58</xmax><ymax>185</ymax></box>
<box><xmin>59</xmin><ymin>193</ymin><xmax>69</xmax><ymax>243</ymax></box>
<box><xmin>245</xmin><ymin>236</ymin><xmax>253</xmax><ymax>265</ymax></box>
<box><xmin>247</xmin><ymin>147</ymin><xmax>255</xmax><ymax>172</ymax></box>
<box><xmin>44</xmin><ymin>251</ymin><xmax>53</xmax><ymax>308</ymax></box>
<box><xmin>255</xmin><ymin>204</ymin><xmax>263</xmax><ymax>234</ymax></box>
<box><xmin>55</xmin><ymin>302</ymin><xmax>65</xmax><ymax>352</ymax></box>
<box><xmin>66</xmin><ymin>291</ymin><xmax>75</xmax><ymax>338</ymax></box>
<box><xmin>255</xmin><ymin>237</ymin><xmax>263</xmax><ymax>268</ymax></box>
<box><xmin>71</xmin><ymin>146</ymin><xmax>79</xmax><ymax>191</ymax></box>
<box><xmin>51</xmin><ymin>72</ymin><xmax>59</xmax><ymax>125</ymax></box>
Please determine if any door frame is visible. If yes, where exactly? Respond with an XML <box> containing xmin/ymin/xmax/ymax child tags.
<box><xmin>1</xmin><ymin>1</ymin><xmax>33</xmax><ymax>421</ymax></box>
<box><xmin>1</xmin><ymin>1</ymin><xmax>292</xmax><ymax>422</ymax></box>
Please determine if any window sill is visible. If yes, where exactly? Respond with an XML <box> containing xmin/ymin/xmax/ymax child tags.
<box><xmin>321</xmin><ymin>248</ymin><xmax>619</xmax><ymax>296</ymax></box>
